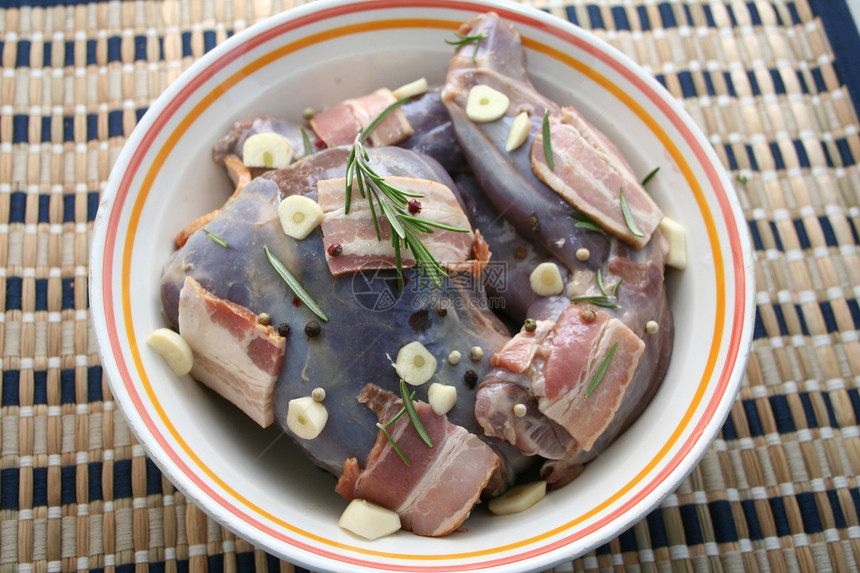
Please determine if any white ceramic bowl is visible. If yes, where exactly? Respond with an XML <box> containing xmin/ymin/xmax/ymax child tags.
<box><xmin>90</xmin><ymin>1</ymin><xmax>755</xmax><ymax>571</ymax></box>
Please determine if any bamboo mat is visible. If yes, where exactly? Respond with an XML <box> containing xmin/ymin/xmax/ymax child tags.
<box><xmin>1</xmin><ymin>0</ymin><xmax>859</xmax><ymax>571</ymax></box>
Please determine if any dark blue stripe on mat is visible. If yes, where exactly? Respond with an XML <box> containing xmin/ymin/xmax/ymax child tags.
<box><xmin>808</xmin><ymin>0</ymin><xmax>860</xmax><ymax>115</ymax></box>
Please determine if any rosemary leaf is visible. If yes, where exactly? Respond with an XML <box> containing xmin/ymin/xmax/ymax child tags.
<box><xmin>640</xmin><ymin>166</ymin><xmax>660</xmax><ymax>187</ymax></box>
<box><xmin>596</xmin><ymin>268</ymin><xmax>609</xmax><ymax>297</ymax></box>
<box><xmin>360</xmin><ymin>96</ymin><xmax>411</xmax><ymax>143</ymax></box>
<box><xmin>445</xmin><ymin>31</ymin><xmax>486</xmax><ymax>63</ymax></box>
<box><xmin>570</xmin><ymin>211</ymin><xmax>605</xmax><ymax>235</ymax></box>
<box><xmin>619</xmin><ymin>187</ymin><xmax>644</xmax><ymax>238</ymax></box>
<box><xmin>263</xmin><ymin>246</ymin><xmax>329</xmax><ymax>322</ymax></box>
<box><xmin>379</xmin><ymin>391</ymin><xmax>416</xmax><ymax>428</ymax></box>
<box><xmin>203</xmin><ymin>229</ymin><xmax>228</xmax><ymax>248</ymax></box>
<box><xmin>377</xmin><ymin>423</ymin><xmax>411</xmax><ymax>466</ymax></box>
<box><xmin>542</xmin><ymin>109</ymin><xmax>554</xmax><ymax>171</ymax></box>
<box><xmin>570</xmin><ymin>295</ymin><xmax>618</xmax><ymax>308</ymax></box>
<box><xmin>300</xmin><ymin>126</ymin><xmax>313</xmax><ymax>156</ymax></box>
<box><xmin>585</xmin><ymin>341</ymin><xmax>619</xmax><ymax>398</ymax></box>
<box><xmin>400</xmin><ymin>380</ymin><xmax>433</xmax><ymax>448</ymax></box>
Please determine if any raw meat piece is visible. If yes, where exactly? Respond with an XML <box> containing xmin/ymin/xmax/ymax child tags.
<box><xmin>336</xmin><ymin>385</ymin><xmax>499</xmax><ymax>537</ymax></box>
<box><xmin>177</xmin><ymin>275</ymin><xmax>285</xmax><ymax>427</ymax></box>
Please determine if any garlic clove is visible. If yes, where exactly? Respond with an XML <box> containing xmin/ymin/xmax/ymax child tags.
<box><xmin>242</xmin><ymin>132</ymin><xmax>294</xmax><ymax>169</ymax></box>
<box><xmin>505</xmin><ymin>111</ymin><xmax>531</xmax><ymax>151</ymax></box>
<box><xmin>427</xmin><ymin>383</ymin><xmax>457</xmax><ymax>415</ymax></box>
<box><xmin>286</xmin><ymin>396</ymin><xmax>328</xmax><ymax>439</ymax></box>
<box><xmin>392</xmin><ymin>77</ymin><xmax>428</xmax><ymax>100</ymax></box>
<box><xmin>394</xmin><ymin>341</ymin><xmax>437</xmax><ymax>386</ymax></box>
<box><xmin>147</xmin><ymin>328</ymin><xmax>193</xmax><ymax>375</ymax></box>
<box><xmin>465</xmin><ymin>85</ymin><xmax>510</xmax><ymax>123</ymax></box>
<box><xmin>488</xmin><ymin>480</ymin><xmax>547</xmax><ymax>515</ymax></box>
<box><xmin>658</xmin><ymin>216</ymin><xmax>687</xmax><ymax>269</ymax></box>
<box><xmin>338</xmin><ymin>499</ymin><xmax>401</xmax><ymax>540</ymax></box>
<box><xmin>529</xmin><ymin>262</ymin><xmax>564</xmax><ymax>296</ymax></box>
<box><xmin>278</xmin><ymin>195</ymin><xmax>324</xmax><ymax>240</ymax></box>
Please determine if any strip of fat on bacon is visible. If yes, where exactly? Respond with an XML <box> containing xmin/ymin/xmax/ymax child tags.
<box><xmin>177</xmin><ymin>275</ymin><xmax>285</xmax><ymax>428</ymax></box>
<box><xmin>336</xmin><ymin>384</ymin><xmax>499</xmax><ymax>537</ymax></box>
<box><xmin>310</xmin><ymin>88</ymin><xmax>414</xmax><ymax>148</ymax></box>
<box><xmin>317</xmin><ymin>176</ymin><xmax>474</xmax><ymax>276</ymax></box>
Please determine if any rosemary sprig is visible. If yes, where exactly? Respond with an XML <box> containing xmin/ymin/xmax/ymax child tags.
<box><xmin>570</xmin><ymin>211</ymin><xmax>605</xmax><ymax>234</ymax></box>
<box><xmin>300</xmin><ymin>126</ymin><xmax>313</xmax><ymax>156</ymax></box>
<box><xmin>400</xmin><ymin>380</ymin><xmax>433</xmax><ymax>448</ymax></box>
<box><xmin>345</xmin><ymin>100</ymin><xmax>470</xmax><ymax>289</ymax></box>
<box><xmin>203</xmin><ymin>229</ymin><xmax>228</xmax><ymax>248</ymax></box>
<box><xmin>570</xmin><ymin>294</ymin><xmax>618</xmax><ymax>308</ymax></box>
<box><xmin>571</xmin><ymin>270</ymin><xmax>622</xmax><ymax>308</ymax></box>
<box><xmin>619</xmin><ymin>187</ymin><xmax>644</xmax><ymax>238</ymax></box>
<box><xmin>377</xmin><ymin>424</ymin><xmax>411</xmax><ymax>466</ymax></box>
<box><xmin>542</xmin><ymin>109</ymin><xmax>554</xmax><ymax>171</ymax></box>
<box><xmin>445</xmin><ymin>31</ymin><xmax>486</xmax><ymax>63</ymax></box>
<box><xmin>375</xmin><ymin>389</ymin><xmax>417</xmax><ymax>466</ymax></box>
<box><xmin>263</xmin><ymin>245</ymin><xmax>329</xmax><ymax>322</ymax></box>
<box><xmin>585</xmin><ymin>340</ymin><xmax>618</xmax><ymax>398</ymax></box>
<box><xmin>640</xmin><ymin>166</ymin><xmax>660</xmax><ymax>187</ymax></box>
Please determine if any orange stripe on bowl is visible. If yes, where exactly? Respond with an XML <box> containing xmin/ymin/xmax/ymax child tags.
<box><xmin>100</xmin><ymin>1</ymin><xmax>750</xmax><ymax>568</ymax></box>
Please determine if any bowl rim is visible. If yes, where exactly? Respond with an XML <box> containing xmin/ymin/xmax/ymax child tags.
<box><xmin>90</xmin><ymin>0</ymin><xmax>756</xmax><ymax>571</ymax></box>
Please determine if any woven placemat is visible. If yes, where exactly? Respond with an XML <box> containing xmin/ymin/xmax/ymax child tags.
<box><xmin>1</xmin><ymin>1</ymin><xmax>858</xmax><ymax>571</ymax></box>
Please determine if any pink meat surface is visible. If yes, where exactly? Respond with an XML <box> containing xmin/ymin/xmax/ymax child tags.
<box><xmin>335</xmin><ymin>384</ymin><xmax>499</xmax><ymax>537</ymax></box>
<box><xmin>317</xmin><ymin>176</ymin><xmax>474</xmax><ymax>276</ymax></box>
<box><xmin>177</xmin><ymin>276</ymin><xmax>285</xmax><ymax>427</ymax></box>
<box><xmin>531</xmin><ymin>107</ymin><xmax>663</xmax><ymax>248</ymax></box>
<box><xmin>310</xmin><ymin>88</ymin><xmax>413</xmax><ymax>147</ymax></box>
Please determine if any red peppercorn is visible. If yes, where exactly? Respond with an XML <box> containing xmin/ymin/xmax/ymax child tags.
<box><xmin>327</xmin><ymin>243</ymin><xmax>343</xmax><ymax>257</ymax></box>
<box><xmin>314</xmin><ymin>139</ymin><xmax>326</xmax><ymax>149</ymax></box>
<box><xmin>292</xmin><ymin>295</ymin><xmax>302</xmax><ymax>307</ymax></box>
<box><xmin>407</xmin><ymin>199</ymin><xmax>422</xmax><ymax>215</ymax></box>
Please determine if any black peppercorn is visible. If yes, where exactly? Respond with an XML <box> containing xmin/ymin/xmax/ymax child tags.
<box><xmin>464</xmin><ymin>370</ymin><xmax>478</xmax><ymax>389</ymax></box>
<box><xmin>277</xmin><ymin>323</ymin><xmax>291</xmax><ymax>337</ymax></box>
<box><xmin>304</xmin><ymin>321</ymin><xmax>321</xmax><ymax>337</ymax></box>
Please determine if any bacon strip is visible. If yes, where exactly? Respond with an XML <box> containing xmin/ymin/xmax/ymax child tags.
<box><xmin>533</xmin><ymin>306</ymin><xmax>645</xmax><ymax>451</ymax></box>
<box><xmin>531</xmin><ymin>107</ymin><xmax>663</xmax><ymax>248</ymax></box>
<box><xmin>177</xmin><ymin>276</ymin><xmax>285</xmax><ymax>427</ymax></box>
<box><xmin>317</xmin><ymin>176</ymin><xmax>474</xmax><ymax>276</ymax></box>
<box><xmin>310</xmin><ymin>88</ymin><xmax>413</xmax><ymax>147</ymax></box>
<box><xmin>336</xmin><ymin>384</ymin><xmax>499</xmax><ymax>537</ymax></box>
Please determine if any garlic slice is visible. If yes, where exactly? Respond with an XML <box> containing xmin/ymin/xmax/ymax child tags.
<box><xmin>394</xmin><ymin>341</ymin><xmax>437</xmax><ymax>386</ymax></box>
<box><xmin>465</xmin><ymin>85</ymin><xmax>510</xmax><ymax>123</ymax></box>
<box><xmin>488</xmin><ymin>480</ymin><xmax>547</xmax><ymax>515</ymax></box>
<box><xmin>147</xmin><ymin>328</ymin><xmax>193</xmax><ymax>375</ymax></box>
<box><xmin>658</xmin><ymin>216</ymin><xmax>687</xmax><ymax>269</ymax></box>
<box><xmin>392</xmin><ymin>77</ymin><xmax>428</xmax><ymax>100</ymax></box>
<box><xmin>338</xmin><ymin>499</ymin><xmax>401</xmax><ymax>540</ymax></box>
<box><xmin>278</xmin><ymin>195</ymin><xmax>324</xmax><ymax>240</ymax></box>
<box><xmin>505</xmin><ymin>111</ymin><xmax>531</xmax><ymax>151</ymax></box>
<box><xmin>529</xmin><ymin>262</ymin><xmax>564</xmax><ymax>296</ymax></box>
<box><xmin>286</xmin><ymin>396</ymin><xmax>328</xmax><ymax>439</ymax></box>
<box><xmin>242</xmin><ymin>132</ymin><xmax>294</xmax><ymax>169</ymax></box>
<box><xmin>428</xmin><ymin>383</ymin><xmax>457</xmax><ymax>415</ymax></box>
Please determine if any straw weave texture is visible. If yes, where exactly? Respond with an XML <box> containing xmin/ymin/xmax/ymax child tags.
<box><xmin>0</xmin><ymin>0</ymin><xmax>858</xmax><ymax>572</ymax></box>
